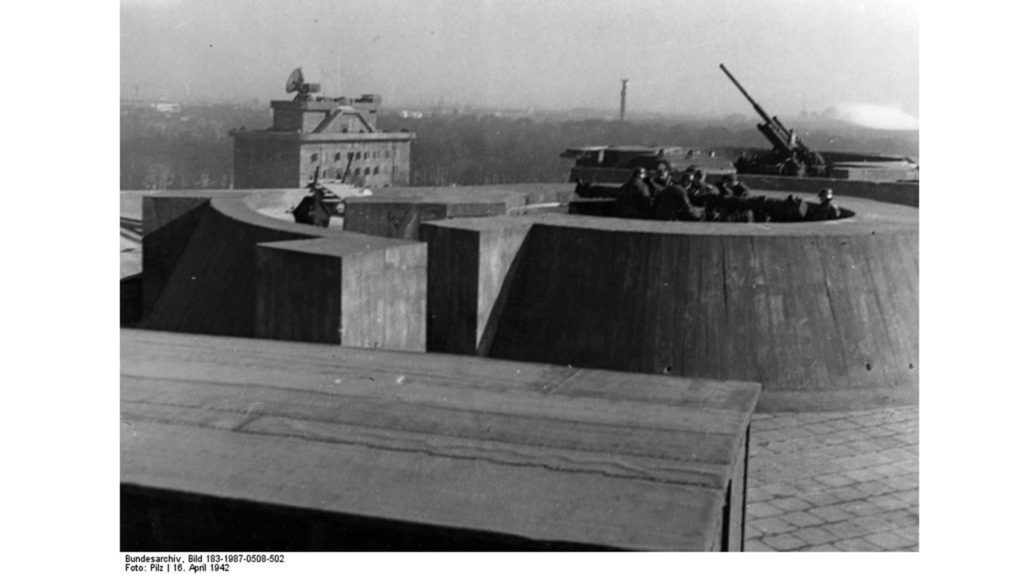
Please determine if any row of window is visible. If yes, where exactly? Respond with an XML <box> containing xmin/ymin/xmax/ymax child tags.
<box><xmin>244</xmin><ymin>149</ymin><xmax>394</xmax><ymax>164</ymax></box>
<box><xmin>319</xmin><ymin>166</ymin><xmax>386</xmax><ymax>179</ymax></box>
<box><xmin>311</xmin><ymin>150</ymin><xmax>391</xmax><ymax>163</ymax></box>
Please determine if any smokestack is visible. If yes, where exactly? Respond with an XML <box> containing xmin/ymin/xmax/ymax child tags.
<box><xmin>620</xmin><ymin>79</ymin><xmax>629</xmax><ymax>121</ymax></box>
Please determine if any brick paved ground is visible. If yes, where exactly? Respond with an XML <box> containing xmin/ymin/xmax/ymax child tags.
<box><xmin>745</xmin><ymin>407</ymin><xmax>918</xmax><ymax>552</ymax></box>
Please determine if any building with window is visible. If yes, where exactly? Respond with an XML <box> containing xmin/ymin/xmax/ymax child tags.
<box><xmin>231</xmin><ymin>94</ymin><xmax>414</xmax><ymax>189</ymax></box>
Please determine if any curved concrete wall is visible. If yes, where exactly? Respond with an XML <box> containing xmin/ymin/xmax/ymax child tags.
<box><xmin>424</xmin><ymin>196</ymin><xmax>918</xmax><ymax>411</ymax></box>
<box><xmin>139</xmin><ymin>190</ymin><xmax>426</xmax><ymax>351</ymax></box>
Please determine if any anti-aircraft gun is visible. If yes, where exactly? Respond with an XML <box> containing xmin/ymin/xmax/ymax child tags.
<box><xmin>719</xmin><ymin>64</ymin><xmax>828</xmax><ymax>177</ymax></box>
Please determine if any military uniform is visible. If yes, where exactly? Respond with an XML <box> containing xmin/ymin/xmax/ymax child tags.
<box><xmin>808</xmin><ymin>200</ymin><xmax>841</xmax><ymax>221</ymax></box>
<box><xmin>725</xmin><ymin>182</ymin><xmax>750</xmax><ymax>198</ymax></box>
<box><xmin>616</xmin><ymin>175</ymin><xmax>652</xmax><ymax>219</ymax></box>
<box><xmin>652</xmin><ymin>184</ymin><xmax>703</xmax><ymax>222</ymax></box>
<box><xmin>690</xmin><ymin>182</ymin><xmax>716</xmax><ymax>201</ymax></box>
<box><xmin>646</xmin><ymin>174</ymin><xmax>672</xmax><ymax>195</ymax></box>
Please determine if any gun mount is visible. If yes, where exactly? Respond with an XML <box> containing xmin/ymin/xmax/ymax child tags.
<box><xmin>559</xmin><ymin>66</ymin><xmax>918</xmax><ymax>189</ymax></box>
<box><xmin>719</xmin><ymin>64</ymin><xmax>828</xmax><ymax>177</ymax></box>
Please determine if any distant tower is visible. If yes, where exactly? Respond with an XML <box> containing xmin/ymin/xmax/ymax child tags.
<box><xmin>619</xmin><ymin>79</ymin><xmax>629</xmax><ymax>121</ymax></box>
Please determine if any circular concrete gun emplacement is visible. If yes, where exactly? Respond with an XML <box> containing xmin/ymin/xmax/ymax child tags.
<box><xmin>128</xmin><ymin>186</ymin><xmax>916</xmax><ymax>412</ymax></box>
<box><xmin>419</xmin><ymin>191</ymin><xmax>918</xmax><ymax>412</ymax></box>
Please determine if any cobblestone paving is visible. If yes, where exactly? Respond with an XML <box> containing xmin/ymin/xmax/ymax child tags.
<box><xmin>745</xmin><ymin>407</ymin><xmax>918</xmax><ymax>552</ymax></box>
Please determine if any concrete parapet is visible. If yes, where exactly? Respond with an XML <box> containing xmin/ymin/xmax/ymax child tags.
<box><xmin>422</xmin><ymin>194</ymin><xmax>918</xmax><ymax>411</ymax></box>
<box><xmin>138</xmin><ymin>190</ymin><xmax>426</xmax><ymax>351</ymax></box>
<box><xmin>344</xmin><ymin>183</ymin><xmax>575</xmax><ymax>239</ymax></box>
<box><xmin>345</xmin><ymin>199</ymin><xmax>506</xmax><ymax>240</ymax></box>
<box><xmin>420</xmin><ymin>218</ymin><xmax>532</xmax><ymax>354</ymax></box>
<box><xmin>256</xmin><ymin>237</ymin><xmax>425</xmax><ymax>349</ymax></box>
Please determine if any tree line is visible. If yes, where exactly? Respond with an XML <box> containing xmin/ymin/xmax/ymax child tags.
<box><xmin>120</xmin><ymin>103</ymin><xmax>919</xmax><ymax>190</ymax></box>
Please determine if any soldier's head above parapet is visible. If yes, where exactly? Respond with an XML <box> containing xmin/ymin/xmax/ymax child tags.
<box><xmin>632</xmin><ymin>167</ymin><xmax>646</xmax><ymax>179</ymax></box>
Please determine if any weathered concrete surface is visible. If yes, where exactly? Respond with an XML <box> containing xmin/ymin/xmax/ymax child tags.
<box><xmin>141</xmin><ymin>195</ymin><xmax>217</xmax><ymax>319</ymax></box>
<box><xmin>137</xmin><ymin>190</ymin><xmax>427</xmax><ymax>351</ymax></box>
<box><xmin>344</xmin><ymin>183</ymin><xmax>576</xmax><ymax>240</ymax></box>
<box><xmin>255</xmin><ymin>237</ymin><xmax>426</xmax><ymax>349</ymax></box>
<box><xmin>420</xmin><ymin>218</ymin><xmax>533</xmax><ymax>354</ymax></box>
<box><xmin>121</xmin><ymin>329</ymin><xmax>760</xmax><ymax>551</ymax></box>
<box><xmin>422</xmin><ymin>193</ymin><xmax>918</xmax><ymax>411</ymax></box>
<box><xmin>120</xmin><ymin>273</ymin><xmax>142</xmax><ymax>326</ymax></box>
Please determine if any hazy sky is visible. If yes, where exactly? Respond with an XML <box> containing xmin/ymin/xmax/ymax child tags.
<box><xmin>120</xmin><ymin>0</ymin><xmax>918</xmax><ymax>117</ymax></box>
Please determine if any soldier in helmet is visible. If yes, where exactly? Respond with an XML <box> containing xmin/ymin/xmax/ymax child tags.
<box><xmin>691</xmin><ymin>170</ymin><xmax>717</xmax><ymax>199</ymax></box>
<box><xmin>616</xmin><ymin>167</ymin><xmax>652</xmax><ymax>219</ymax></box>
<box><xmin>675</xmin><ymin>171</ymin><xmax>696</xmax><ymax>202</ymax></box>
<box><xmin>653</xmin><ymin>181</ymin><xmax>703</xmax><ymax>222</ymax></box>
<box><xmin>646</xmin><ymin>161</ymin><xmax>673</xmax><ymax>196</ymax></box>
<box><xmin>674</xmin><ymin>171</ymin><xmax>717</xmax><ymax>221</ymax></box>
<box><xmin>808</xmin><ymin>188</ymin><xmax>841</xmax><ymax>221</ymax></box>
<box><xmin>718</xmin><ymin>173</ymin><xmax>750</xmax><ymax>199</ymax></box>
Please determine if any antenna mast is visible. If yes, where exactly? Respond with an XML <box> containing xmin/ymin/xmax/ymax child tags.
<box><xmin>619</xmin><ymin>79</ymin><xmax>629</xmax><ymax>121</ymax></box>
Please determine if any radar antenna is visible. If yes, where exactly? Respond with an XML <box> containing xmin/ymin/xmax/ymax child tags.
<box><xmin>285</xmin><ymin>67</ymin><xmax>321</xmax><ymax>102</ymax></box>
<box><xmin>285</xmin><ymin>68</ymin><xmax>304</xmax><ymax>93</ymax></box>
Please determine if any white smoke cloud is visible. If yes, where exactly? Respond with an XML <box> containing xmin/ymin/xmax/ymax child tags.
<box><xmin>834</xmin><ymin>103</ymin><xmax>919</xmax><ymax>131</ymax></box>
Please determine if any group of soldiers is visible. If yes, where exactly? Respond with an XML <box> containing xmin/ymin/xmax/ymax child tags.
<box><xmin>616</xmin><ymin>164</ymin><xmax>842</xmax><ymax>223</ymax></box>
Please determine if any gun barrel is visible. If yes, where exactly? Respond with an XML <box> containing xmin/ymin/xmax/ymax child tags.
<box><xmin>771</xmin><ymin>115</ymin><xmax>793</xmax><ymax>139</ymax></box>
<box><xmin>719</xmin><ymin>64</ymin><xmax>772</xmax><ymax>125</ymax></box>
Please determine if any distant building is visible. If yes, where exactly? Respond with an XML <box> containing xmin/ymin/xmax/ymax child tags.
<box><xmin>231</xmin><ymin>94</ymin><xmax>415</xmax><ymax>189</ymax></box>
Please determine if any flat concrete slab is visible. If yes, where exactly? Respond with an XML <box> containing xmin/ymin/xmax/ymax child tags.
<box><xmin>121</xmin><ymin>329</ymin><xmax>760</xmax><ymax>551</ymax></box>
